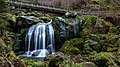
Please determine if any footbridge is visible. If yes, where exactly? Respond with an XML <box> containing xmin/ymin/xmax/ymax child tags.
<box><xmin>10</xmin><ymin>1</ymin><xmax>120</xmax><ymax>16</ymax></box>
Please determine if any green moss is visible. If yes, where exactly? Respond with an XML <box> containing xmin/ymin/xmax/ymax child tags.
<box><xmin>97</xmin><ymin>18</ymin><xmax>113</xmax><ymax>27</ymax></box>
<box><xmin>0</xmin><ymin>38</ymin><xmax>26</xmax><ymax>67</ymax></box>
<box><xmin>83</xmin><ymin>16</ymin><xmax>97</xmax><ymax>28</ymax></box>
<box><xmin>81</xmin><ymin>16</ymin><xmax>113</xmax><ymax>34</ymax></box>
<box><xmin>60</xmin><ymin>38</ymin><xmax>84</xmax><ymax>55</ymax></box>
<box><xmin>23</xmin><ymin>59</ymin><xmax>47</xmax><ymax>67</ymax></box>
<box><xmin>71</xmin><ymin>54</ymin><xmax>85</xmax><ymax>63</ymax></box>
<box><xmin>59</xmin><ymin>59</ymin><xmax>77</xmax><ymax>67</ymax></box>
<box><xmin>0</xmin><ymin>38</ymin><xmax>7</xmax><ymax>52</ymax></box>
<box><xmin>107</xmin><ymin>47</ymin><xmax>118</xmax><ymax>52</ymax></box>
<box><xmin>0</xmin><ymin>0</ymin><xmax>9</xmax><ymax>12</ymax></box>
<box><xmin>108</xmin><ymin>5</ymin><xmax>117</xmax><ymax>10</ymax></box>
<box><xmin>106</xmin><ymin>34</ymin><xmax>120</xmax><ymax>45</ymax></box>
<box><xmin>83</xmin><ymin>40</ymin><xmax>101</xmax><ymax>54</ymax></box>
<box><xmin>0</xmin><ymin>57</ymin><xmax>10</xmax><ymax>67</ymax></box>
<box><xmin>48</xmin><ymin>56</ymin><xmax>64</xmax><ymax>67</ymax></box>
<box><xmin>94</xmin><ymin>52</ymin><xmax>118</xmax><ymax>67</ymax></box>
<box><xmin>115</xmin><ymin>38</ymin><xmax>120</xmax><ymax>47</ymax></box>
<box><xmin>108</xmin><ymin>27</ymin><xmax>118</xmax><ymax>34</ymax></box>
<box><xmin>0</xmin><ymin>15</ymin><xmax>8</xmax><ymax>31</ymax></box>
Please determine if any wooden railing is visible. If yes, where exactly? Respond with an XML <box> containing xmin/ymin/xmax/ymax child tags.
<box><xmin>10</xmin><ymin>1</ymin><xmax>120</xmax><ymax>16</ymax></box>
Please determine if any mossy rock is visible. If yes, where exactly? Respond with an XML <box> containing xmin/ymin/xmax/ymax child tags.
<box><xmin>0</xmin><ymin>0</ymin><xmax>9</xmax><ymax>12</ymax></box>
<box><xmin>107</xmin><ymin>47</ymin><xmax>118</xmax><ymax>52</ymax></box>
<box><xmin>94</xmin><ymin>52</ymin><xmax>118</xmax><ymax>67</ymax></box>
<box><xmin>83</xmin><ymin>40</ymin><xmax>101</xmax><ymax>54</ymax></box>
<box><xmin>60</xmin><ymin>38</ymin><xmax>84</xmax><ymax>55</ymax></box>
<box><xmin>39</xmin><ymin>16</ymin><xmax>51</xmax><ymax>23</ymax></box>
<box><xmin>44</xmin><ymin>52</ymin><xmax>66</xmax><ymax>61</ymax></box>
<box><xmin>48</xmin><ymin>55</ymin><xmax>64</xmax><ymax>67</ymax></box>
<box><xmin>77</xmin><ymin>16</ymin><xmax>86</xmax><ymax>24</ymax></box>
<box><xmin>105</xmin><ymin>34</ymin><xmax>120</xmax><ymax>44</ymax></box>
<box><xmin>0</xmin><ymin>38</ymin><xmax>26</xmax><ymax>67</ymax></box>
<box><xmin>58</xmin><ymin>59</ymin><xmax>77</xmax><ymax>67</ymax></box>
<box><xmin>77</xmin><ymin>62</ymin><xmax>97</xmax><ymax>67</ymax></box>
<box><xmin>23</xmin><ymin>58</ymin><xmax>47</xmax><ymax>67</ymax></box>
<box><xmin>0</xmin><ymin>57</ymin><xmax>10</xmax><ymax>67</ymax></box>
<box><xmin>80</xmin><ymin>33</ymin><xmax>120</xmax><ymax>52</ymax></box>
<box><xmin>44</xmin><ymin>52</ymin><xmax>73</xmax><ymax>67</ymax></box>
<box><xmin>0</xmin><ymin>14</ymin><xmax>8</xmax><ymax>32</ymax></box>
<box><xmin>82</xmin><ymin>16</ymin><xmax>113</xmax><ymax>34</ymax></box>
<box><xmin>0</xmin><ymin>38</ymin><xmax>7</xmax><ymax>52</ymax></box>
<box><xmin>108</xmin><ymin>27</ymin><xmax>118</xmax><ymax>34</ymax></box>
<box><xmin>84</xmin><ymin>16</ymin><xmax>97</xmax><ymax>26</ymax></box>
<box><xmin>115</xmin><ymin>38</ymin><xmax>120</xmax><ymax>47</ymax></box>
<box><xmin>68</xmin><ymin>47</ymin><xmax>81</xmax><ymax>55</ymax></box>
<box><xmin>71</xmin><ymin>54</ymin><xmax>85</xmax><ymax>63</ymax></box>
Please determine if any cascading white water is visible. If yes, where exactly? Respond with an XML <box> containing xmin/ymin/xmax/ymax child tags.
<box><xmin>73</xmin><ymin>18</ymin><xmax>79</xmax><ymax>37</ymax></box>
<box><xmin>48</xmin><ymin>24</ymin><xmax>55</xmax><ymax>54</ymax></box>
<box><xmin>25</xmin><ymin>20</ymin><xmax>55</xmax><ymax>57</ymax></box>
<box><xmin>73</xmin><ymin>18</ymin><xmax>83</xmax><ymax>37</ymax></box>
<box><xmin>25</xmin><ymin>25</ymin><xmax>35</xmax><ymax>56</ymax></box>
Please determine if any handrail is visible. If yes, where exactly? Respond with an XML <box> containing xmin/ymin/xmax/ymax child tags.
<box><xmin>10</xmin><ymin>1</ymin><xmax>120</xmax><ymax>16</ymax></box>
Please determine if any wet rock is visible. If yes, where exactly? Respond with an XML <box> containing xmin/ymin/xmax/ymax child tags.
<box><xmin>32</xmin><ymin>51</ymin><xmax>40</xmax><ymax>56</ymax></box>
<box><xmin>44</xmin><ymin>52</ymin><xmax>67</xmax><ymax>61</ymax></box>
<box><xmin>77</xmin><ymin>62</ymin><xmax>97</xmax><ymax>67</ymax></box>
<box><xmin>44</xmin><ymin>52</ymin><xmax>66</xmax><ymax>67</ymax></box>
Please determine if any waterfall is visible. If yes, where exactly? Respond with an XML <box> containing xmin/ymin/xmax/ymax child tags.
<box><xmin>74</xmin><ymin>18</ymin><xmax>79</xmax><ymax>37</ymax></box>
<box><xmin>48</xmin><ymin>24</ymin><xmax>55</xmax><ymax>54</ymax></box>
<box><xmin>25</xmin><ymin>25</ymin><xmax>35</xmax><ymax>55</ymax></box>
<box><xmin>73</xmin><ymin>18</ymin><xmax>83</xmax><ymax>37</ymax></box>
<box><xmin>24</xmin><ymin>20</ymin><xmax>55</xmax><ymax>57</ymax></box>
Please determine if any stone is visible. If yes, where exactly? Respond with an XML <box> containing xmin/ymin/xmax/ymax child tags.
<box><xmin>77</xmin><ymin>62</ymin><xmax>97</xmax><ymax>67</ymax></box>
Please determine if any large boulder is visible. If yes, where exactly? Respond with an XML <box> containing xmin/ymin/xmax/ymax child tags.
<box><xmin>60</xmin><ymin>38</ymin><xmax>84</xmax><ymax>55</ymax></box>
<box><xmin>94</xmin><ymin>52</ymin><xmax>118</xmax><ymax>67</ymax></box>
<box><xmin>81</xmin><ymin>16</ymin><xmax>113</xmax><ymax>38</ymax></box>
<box><xmin>83</xmin><ymin>39</ymin><xmax>101</xmax><ymax>54</ymax></box>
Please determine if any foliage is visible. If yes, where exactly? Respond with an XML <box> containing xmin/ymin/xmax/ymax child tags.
<box><xmin>23</xmin><ymin>58</ymin><xmax>47</xmax><ymax>67</ymax></box>
<box><xmin>0</xmin><ymin>0</ymin><xmax>9</xmax><ymax>12</ymax></box>
<box><xmin>0</xmin><ymin>37</ymin><xmax>26</xmax><ymax>67</ymax></box>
